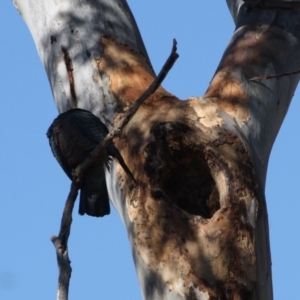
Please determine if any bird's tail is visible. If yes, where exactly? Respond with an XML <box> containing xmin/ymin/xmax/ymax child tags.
<box><xmin>79</xmin><ymin>163</ymin><xmax>110</xmax><ymax>217</ymax></box>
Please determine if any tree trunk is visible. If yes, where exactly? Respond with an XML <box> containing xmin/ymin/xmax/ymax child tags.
<box><xmin>13</xmin><ymin>0</ymin><xmax>300</xmax><ymax>299</ymax></box>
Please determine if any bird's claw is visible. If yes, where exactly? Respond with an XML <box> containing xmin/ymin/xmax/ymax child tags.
<box><xmin>71</xmin><ymin>169</ymin><xmax>82</xmax><ymax>186</ymax></box>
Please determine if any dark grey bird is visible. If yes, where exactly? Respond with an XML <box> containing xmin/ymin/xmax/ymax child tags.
<box><xmin>47</xmin><ymin>108</ymin><xmax>134</xmax><ymax>217</ymax></box>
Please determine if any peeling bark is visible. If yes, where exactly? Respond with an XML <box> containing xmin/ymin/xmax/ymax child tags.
<box><xmin>13</xmin><ymin>0</ymin><xmax>300</xmax><ymax>299</ymax></box>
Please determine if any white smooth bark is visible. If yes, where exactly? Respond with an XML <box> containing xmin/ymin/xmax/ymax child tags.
<box><xmin>225</xmin><ymin>0</ymin><xmax>300</xmax><ymax>185</ymax></box>
<box><xmin>13</xmin><ymin>0</ymin><xmax>152</xmax><ymax>116</ymax></box>
<box><xmin>207</xmin><ymin>3</ymin><xmax>300</xmax><ymax>298</ymax></box>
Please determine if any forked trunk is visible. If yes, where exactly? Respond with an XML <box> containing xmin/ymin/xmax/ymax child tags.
<box><xmin>13</xmin><ymin>0</ymin><xmax>300</xmax><ymax>298</ymax></box>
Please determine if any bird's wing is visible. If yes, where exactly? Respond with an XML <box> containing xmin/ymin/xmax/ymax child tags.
<box><xmin>47</xmin><ymin>123</ymin><xmax>73</xmax><ymax>180</ymax></box>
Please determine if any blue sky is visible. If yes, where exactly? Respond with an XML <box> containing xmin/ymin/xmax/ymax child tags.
<box><xmin>0</xmin><ymin>1</ymin><xmax>299</xmax><ymax>299</ymax></box>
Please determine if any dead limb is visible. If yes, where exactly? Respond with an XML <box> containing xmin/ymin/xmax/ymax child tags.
<box><xmin>73</xmin><ymin>39</ymin><xmax>179</xmax><ymax>183</ymax></box>
<box><xmin>51</xmin><ymin>182</ymin><xmax>79</xmax><ymax>300</ymax></box>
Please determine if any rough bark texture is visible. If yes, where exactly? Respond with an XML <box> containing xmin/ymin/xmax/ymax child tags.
<box><xmin>14</xmin><ymin>0</ymin><xmax>300</xmax><ymax>299</ymax></box>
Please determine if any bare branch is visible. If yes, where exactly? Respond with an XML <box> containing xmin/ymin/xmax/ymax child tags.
<box><xmin>51</xmin><ymin>182</ymin><xmax>79</xmax><ymax>300</ymax></box>
<box><xmin>73</xmin><ymin>39</ymin><xmax>179</xmax><ymax>183</ymax></box>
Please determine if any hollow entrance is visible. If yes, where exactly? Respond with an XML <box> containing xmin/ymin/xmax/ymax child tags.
<box><xmin>145</xmin><ymin>122</ymin><xmax>220</xmax><ymax>218</ymax></box>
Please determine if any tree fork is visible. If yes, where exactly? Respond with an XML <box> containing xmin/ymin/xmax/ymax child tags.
<box><xmin>13</xmin><ymin>0</ymin><xmax>300</xmax><ymax>299</ymax></box>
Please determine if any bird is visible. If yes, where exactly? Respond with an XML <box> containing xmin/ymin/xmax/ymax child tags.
<box><xmin>46</xmin><ymin>108</ymin><xmax>134</xmax><ymax>217</ymax></box>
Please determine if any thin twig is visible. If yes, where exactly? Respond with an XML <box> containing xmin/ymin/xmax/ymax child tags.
<box><xmin>73</xmin><ymin>39</ymin><xmax>179</xmax><ymax>182</ymax></box>
<box><xmin>51</xmin><ymin>182</ymin><xmax>79</xmax><ymax>300</ymax></box>
<box><xmin>249</xmin><ymin>69</ymin><xmax>300</xmax><ymax>81</ymax></box>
